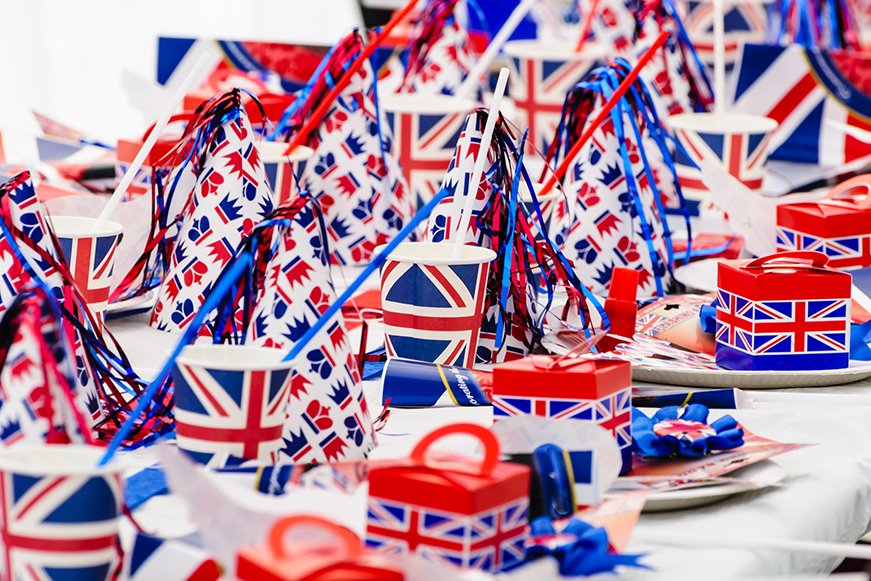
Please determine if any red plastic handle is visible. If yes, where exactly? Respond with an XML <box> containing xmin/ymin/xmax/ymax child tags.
<box><xmin>410</xmin><ymin>423</ymin><xmax>499</xmax><ymax>477</ymax></box>
<box><xmin>269</xmin><ymin>516</ymin><xmax>362</xmax><ymax>560</ymax></box>
<box><xmin>141</xmin><ymin>113</ymin><xmax>194</xmax><ymax>142</ymax></box>
<box><xmin>823</xmin><ymin>174</ymin><xmax>871</xmax><ymax>209</ymax></box>
<box><xmin>744</xmin><ymin>250</ymin><xmax>829</xmax><ymax>270</ymax></box>
<box><xmin>208</xmin><ymin>68</ymin><xmax>271</xmax><ymax>94</ymax></box>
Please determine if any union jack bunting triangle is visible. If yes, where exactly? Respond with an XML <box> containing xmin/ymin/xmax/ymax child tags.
<box><xmin>366</xmin><ymin>496</ymin><xmax>529</xmax><ymax>571</ymax></box>
<box><xmin>151</xmin><ymin>99</ymin><xmax>275</xmax><ymax>333</ymax></box>
<box><xmin>298</xmin><ymin>31</ymin><xmax>414</xmax><ymax>265</ymax></box>
<box><xmin>0</xmin><ymin>460</ymin><xmax>123</xmax><ymax>581</ymax></box>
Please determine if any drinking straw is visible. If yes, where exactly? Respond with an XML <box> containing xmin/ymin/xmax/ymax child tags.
<box><xmin>713</xmin><ymin>0</ymin><xmax>726</xmax><ymax>119</ymax></box>
<box><xmin>575</xmin><ymin>0</ymin><xmax>603</xmax><ymax>52</ymax></box>
<box><xmin>282</xmin><ymin>186</ymin><xmax>451</xmax><ymax>363</ymax></box>
<box><xmin>538</xmin><ymin>30</ymin><xmax>669</xmax><ymax>199</ymax></box>
<box><xmin>93</xmin><ymin>53</ymin><xmax>210</xmax><ymax>232</ymax></box>
<box><xmin>450</xmin><ymin>67</ymin><xmax>510</xmax><ymax>259</ymax></box>
<box><xmin>453</xmin><ymin>0</ymin><xmax>539</xmax><ymax>102</ymax></box>
<box><xmin>282</xmin><ymin>0</ymin><xmax>418</xmax><ymax>156</ymax></box>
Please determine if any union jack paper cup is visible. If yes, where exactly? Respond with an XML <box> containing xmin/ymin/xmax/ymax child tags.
<box><xmin>258</xmin><ymin>141</ymin><xmax>314</xmax><ymax>206</ymax></box>
<box><xmin>378</xmin><ymin>242</ymin><xmax>496</xmax><ymax>369</ymax></box>
<box><xmin>172</xmin><ymin>344</ymin><xmax>293</xmax><ymax>467</ymax></box>
<box><xmin>0</xmin><ymin>445</ymin><xmax>123</xmax><ymax>581</ymax></box>
<box><xmin>504</xmin><ymin>41</ymin><xmax>606</xmax><ymax>152</ymax></box>
<box><xmin>667</xmin><ymin>113</ymin><xmax>778</xmax><ymax>201</ymax></box>
<box><xmin>51</xmin><ymin>216</ymin><xmax>123</xmax><ymax>324</ymax></box>
<box><xmin>381</xmin><ymin>94</ymin><xmax>476</xmax><ymax>209</ymax></box>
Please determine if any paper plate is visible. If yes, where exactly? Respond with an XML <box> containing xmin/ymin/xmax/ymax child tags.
<box><xmin>107</xmin><ymin>290</ymin><xmax>155</xmax><ymax>317</ymax></box>
<box><xmin>673</xmin><ymin>258</ymin><xmax>718</xmax><ymax>292</ymax></box>
<box><xmin>632</xmin><ymin>360</ymin><xmax>871</xmax><ymax>388</ymax></box>
<box><xmin>608</xmin><ymin>460</ymin><xmax>786</xmax><ymax>512</ymax></box>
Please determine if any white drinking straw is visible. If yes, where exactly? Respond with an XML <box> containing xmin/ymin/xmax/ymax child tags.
<box><xmin>712</xmin><ymin>0</ymin><xmax>726</xmax><ymax>120</ymax></box>
<box><xmin>92</xmin><ymin>53</ymin><xmax>211</xmax><ymax>232</ymax></box>
<box><xmin>454</xmin><ymin>0</ymin><xmax>538</xmax><ymax>102</ymax></box>
<box><xmin>633</xmin><ymin>531</ymin><xmax>871</xmax><ymax>560</ymax></box>
<box><xmin>827</xmin><ymin>119</ymin><xmax>871</xmax><ymax>144</ymax></box>
<box><xmin>450</xmin><ymin>68</ymin><xmax>510</xmax><ymax>259</ymax></box>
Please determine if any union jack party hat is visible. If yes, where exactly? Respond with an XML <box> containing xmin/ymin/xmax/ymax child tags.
<box><xmin>274</xmin><ymin>29</ymin><xmax>414</xmax><ymax>265</ymax></box>
<box><xmin>208</xmin><ymin>196</ymin><xmax>376</xmax><ymax>464</ymax></box>
<box><xmin>549</xmin><ymin>59</ymin><xmax>690</xmax><ymax>298</ymax></box>
<box><xmin>399</xmin><ymin>0</ymin><xmax>483</xmax><ymax>98</ymax></box>
<box><xmin>0</xmin><ymin>285</ymin><xmax>95</xmax><ymax>446</ymax></box>
<box><xmin>150</xmin><ymin>89</ymin><xmax>276</xmax><ymax>333</ymax></box>
<box><xmin>427</xmin><ymin>111</ymin><xmax>607</xmax><ymax>364</ymax></box>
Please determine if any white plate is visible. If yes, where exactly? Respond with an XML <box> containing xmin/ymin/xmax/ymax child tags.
<box><xmin>107</xmin><ymin>290</ymin><xmax>155</xmax><ymax>315</ymax></box>
<box><xmin>632</xmin><ymin>360</ymin><xmax>871</xmax><ymax>388</ymax></box>
<box><xmin>673</xmin><ymin>258</ymin><xmax>718</xmax><ymax>292</ymax></box>
<box><xmin>608</xmin><ymin>460</ymin><xmax>787</xmax><ymax>512</ymax></box>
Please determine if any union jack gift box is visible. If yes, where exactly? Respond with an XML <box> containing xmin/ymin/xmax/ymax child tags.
<box><xmin>491</xmin><ymin>357</ymin><xmax>632</xmax><ymax>474</ymax></box>
<box><xmin>777</xmin><ymin>175</ymin><xmax>871</xmax><ymax>270</ymax></box>
<box><xmin>716</xmin><ymin>251</ymin><xmax>852</xmax><ymax>371</ymax></box>
<box><xmin>366</xmin><ymin>423</ymin><xmax>530</xmax><ymax>572</ymax></box>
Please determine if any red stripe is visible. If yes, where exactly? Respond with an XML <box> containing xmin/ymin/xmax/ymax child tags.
<box><xmin>424</xmin><ymin>265</ymin><xmax>464</xmax><ymax>307</ymax></box>
<box><xmin>419</xmin><ymin>113</ymin><xmax>459</xmax><ymax>149</ymax></box>
<box><xmin>765</xmin><ymin>73</ymin><xmax>817</xmax><ymax>124</ymax></box>
<box><xmin>17</xmin><ymin>477</ymin><xmax>66</xmax><ymax>519</ymax></box>
<box><xmin>4</xmin><ymin>533</ymin><xmax>116</xmax><ymax>552</ymax></box>
<box><xmin>187</xmin><ymin>369</ymin><xmax>229</xmax><ymax>417</ymax></box>
<box><xmin>383</xmin><ymin>312</ymin><xmax>482</xmax><ymax>332</ymax></box>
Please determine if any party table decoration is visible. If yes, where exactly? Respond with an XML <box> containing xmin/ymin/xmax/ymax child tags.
<box><xmin>635</xmin><ymin>293</ymin><xmax>716</xmax><ymax>355</ymax></box>
<box><xmin>272</xmin><ymin>29</ymin><xmax>414</xmax><ymax>265</ymax></box>
<box><xmin>631</xmin><ymin>404</ymin><xmax>744</xmax><ymax>458</ymax></box>
<box><xmin>492</xmin><ymin>356</ymin><xmax>632</xmax><ymax>474</ymax></box>
<box><xmin>127</xmin><ymin>533</ymin><xmax>222</xmax><ymax>581</ymax></box>
<box><xmin>366</xmin><ymin>423</ymin><xmax>530</xmax><ymax>572</ymax></box>
<box><xmin>777</xmin><ymin>175</ymin><xmax>871</xmax><ymax>270</ymax></box>
<box><xmin>716</xmin><ymin>251</ymin><xmax>852</xmax><ymax>371</ymax></box>
<box><xmin>115</xmin><ymin>114</ymin><xmax>191</xmax><ymax>200</ymax></box>
<box><xmin>380</xmin><ymin>358</ymin><xmax>490</xmax><ymax>407</ymax></box>
<box><xmin>767</xmin><ymin>0</ymin><xmax>860</xmax><ymax>49</ymax></box>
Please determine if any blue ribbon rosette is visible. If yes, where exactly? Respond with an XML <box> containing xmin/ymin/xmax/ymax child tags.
<box><xmin>524</xmin><ymin>517</ymin><xmax>648</xmax><ymax>576</ymax></box>
<box><xmin>631</xmin><ymin>404</ymin><xmax>744</xmax><ymax>458</ymax></box>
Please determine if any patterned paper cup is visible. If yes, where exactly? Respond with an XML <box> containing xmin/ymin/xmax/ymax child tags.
<box><xmin>172</xmin><ymin>344</ymin><xmax>293</xmax><ymax>467</ymax></box>
<box><xmin>258</xmin><ymin>142</ymin><xmax>314</xmax><ymax>206</ymax></box>
<box><xmin>0</xmin><ymin>445</ymin><xmax>123</xmax><ymax>581</ymax></box>
<box><xmin>504</xmin><ymin>41</ymin><xmax>606</xmax><ymax>152</ymax></box>
<box><xmin>378</xmin><ymin>242</ymin><xmax>496</xmax><ymax>368</ymax></box>
<box><xmin>51</xmin><ymin>216</ymin><xmax>123</xmax><ymax>324</ymax></box>
<box><xmin>381</xmin><ymin>94</ymin><xmax>477</xmax><ymax>209</ymax></box>
<box><xmin>667</xmin><ymin>113</ymin><xmax>778</xmax><ymax>201</ymax></box>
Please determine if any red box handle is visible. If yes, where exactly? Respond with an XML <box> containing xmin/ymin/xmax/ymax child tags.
<box><xmin>207</xmin><ymin>68</ymin><xmax>272</xmax><ymax>95</ymax></box>
<box><xmin>410</xmin><ymin>423</ymin><xmax>499</xmax><ymax>477</ymax></box>
<box><xmin>268</xmin><ymin>515</ymin><xmax>362</xmax><ymax>560</ymax></box>
<box><xmin>744</xmin><ymin>250</ymin><xmax>829</xmax><ymax>270</ymax></box>
<box><xmin>141</xmin><ymin>112</ymin><xmax>194</xmax><ymax>142</ymax></box>
<box><xmin>822</xmin><ymin>174</ymin><xmax>871</xmax><ymax>209</ymax></box>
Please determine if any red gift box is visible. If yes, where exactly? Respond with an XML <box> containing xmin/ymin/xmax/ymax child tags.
<box><xmin>184</xmin><ymin>70</ymin><xmax>294</xmax><ymax>133</ymax></box>
<box><xmin>777</xmin><ymin>175</ymin><xmax>871</xmax><ymax>270</ymax></box>
<box><xmin>238</xmin><ymin>515</ymin><xmax>403</xmax><ymax>581</ymax></box>
<box><xmin>365</xmin><ymin>424</ymin><xmax>530</xmax><ymax>572</ymax></box>
<box><xmin>716</xmin><ymin>251</ymin><xmax>851</xmax><ymax>371</ymax></box>
<box><xmin>491</xmin><ymin>357</ymin><xmax>632</xmax><ymax>474</ymax></box>
<box><xmin>115</xmin><ymin>113</ymin><xmax>192</xmax><ymax>199</ymax></box>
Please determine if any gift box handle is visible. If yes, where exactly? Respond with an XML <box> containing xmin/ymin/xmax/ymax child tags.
<box><xmin>744</xmin><ymin>251</ymin><xmax>829</xmax><ymax>270</ymax></box>
<box><xmin>824</xmin><ymin>174</ymin><xmax>871</xmax><ymax>209</ymax></box>
<box><xmin>410</xmin><ymin>423</ymin><xmax>499</xmax><ymax>477</ymax></box>
<box><xmin>268</xmin><ymin>515</ymin><xmax>362</xmax><ymax>560</ymax></box>
<box><xmin>141</xmin><ymin>113</ymin><xmax>194</xmax><ymax>142</ymax></box>
<box><xmin>208</xmin><ymin>68</ymin><xmax>271</xmax><ymax>95</ymax></box>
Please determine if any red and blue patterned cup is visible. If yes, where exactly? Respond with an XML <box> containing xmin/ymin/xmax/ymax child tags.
<box><xmin>381</xmin><ymin>95</ymin><xmax>476</xmax><ymax>210</ymax></box>
<box><xmin>172</xmin><ymin>344</ymin><xmax>294</xmax><ymax>467</ymax></box>
<box><xmin>51</xmin><ymin>216</ymin><xmax>123</xmax><ymax>325</ymax></box>
<box><xmin>0</xmin><ymin>445</ymin><xmax>124</xmax><ymax>581</ymax></box>
<box><xmin>378</xmin><ymin>242</ymin><xmax>496</xmax><ymax>368</ymax></box>
<box><xmin>667</xmin><ymin>113</ymin><xmax>778</xmax><ymax>202</ymax></box>
<box><xmin>258</xmin><ymin>142</ymin><xmax>314</xmax><ymax>206</ymax></box>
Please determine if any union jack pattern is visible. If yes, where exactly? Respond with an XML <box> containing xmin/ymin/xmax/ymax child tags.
<box><xmin>776</xmin><ymin>227</ymin><xmax>871</xmax><ymax>270</ymax></box>
<box><xmin>366</xmin><ymin>496</ymin><xmax>529</xmax><ymax>572</ymax></box>
<box><xmin>600</xmin><ymin>333</ymin><xmax>719</xmax><ymax>370</ymax></box>
<box><xmin>716</xmin><ymin>289</ymin><xmax>850</xmax><ymax>370</ymax></box>
<box><xmin>262</xmin><ymin>157</ymin><xmax>307</xmax><ymax>207</ymax></box>
<box><xmin>126</xmin><ymin>533</ymin><xmax>221</xmax><ymax>581</ymax></box>
<box><xmin>683</xmin><ymin>1</ymin><xmax>767</xmax><ymax>69</ymax></box>
<box><xmin>0</xmin><ymin>461</ymin><xmax>123</xmax><ymax>581</ymax></box>
<box><xmin>55</xmin><ymin>228</ymin><xmax>121</xmax><ymax>321</ymax></box>
<box><xmin>113</xmin><ymin>162</ymin><xmax>151</xmax><ymax>199</ymax></box>
<box><xmin>151</xmin><ymin>108</ymin><xmax>275</xmax><ymax>333</ymax></box>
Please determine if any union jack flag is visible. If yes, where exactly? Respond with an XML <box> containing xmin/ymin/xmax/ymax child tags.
<box><xmin>635</xmin><ymin>312</ymin><xmax>669</xmax><ymax>336</ymax></box>
<box><xmin>381</xmin><ymin>256</ymin><xmax>489</xmax><ymax>369</ymax></box>
<box><xmin>55</xmin><ymin>228</ymin><xmax>121</xmax><ymax>320</ymax></box>
<box><xmin>172</xmin><ymin>359</ymin><xmax>291</xmax><ymax>466</ymax></box>
<box><xmin>263</xmin><ymin>157</ymin><xmax>306</xmax><ymax>206</ymax></box>
<box><xmin>0</xmin><ymin>463</ymin><xmax>123</xmax><ymax>581</ymax></box>
<box><xmin>366</xmin><ymin>496</ymin><xmax>528</xmax><ymax>572</ymax></box>
<box><xmin>716</xmin><ymin>289</ymin><xmax>850</xmax><ymax>370</ymax></box>
<box><xmin>776</xmin><ymin>227</ymin><xmax>871</xmax><ymax>270</ymax></box>
<box><xmin>114</xmin><ymin>162</ymin><xmax>151</xmax><ymax>199</ymax></box>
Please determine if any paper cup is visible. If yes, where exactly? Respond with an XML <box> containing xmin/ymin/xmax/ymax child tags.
<box><xmin>0</xmin><ymin>445</ymin><xmax>123</xmax><ymax>581</ymax></box>
<box><xmin>667</xmin><ymin>113</ymin><xmax>778</xmax><ymax>200</ymax></box>
<box><xmin>172</xmin><ymin>344</ymin><xmax>293</xmax><ymax>467</ymax></box>
<box><xmin>505</xmin><ymin>41</ymin><xmax>606</xmax><ymax>151</ymax></box>
<box><xmin>382</xmin><ymin>94</ymin><xmax>477</xmax><ymax>209</ymax></box>
<box><xmin>378</xmin><ymin>242</ymin><xmax>495</xmax><ymax>368</ymax></box>
<box><xmin>52</xmin><ymin>216</ymin><xmax>123</xmax><ymax>323</ymax></box>
<box><xmin>258</xmin><ymin>142</ymin><xmax>314</xmax><ymax>206</ymax></box>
